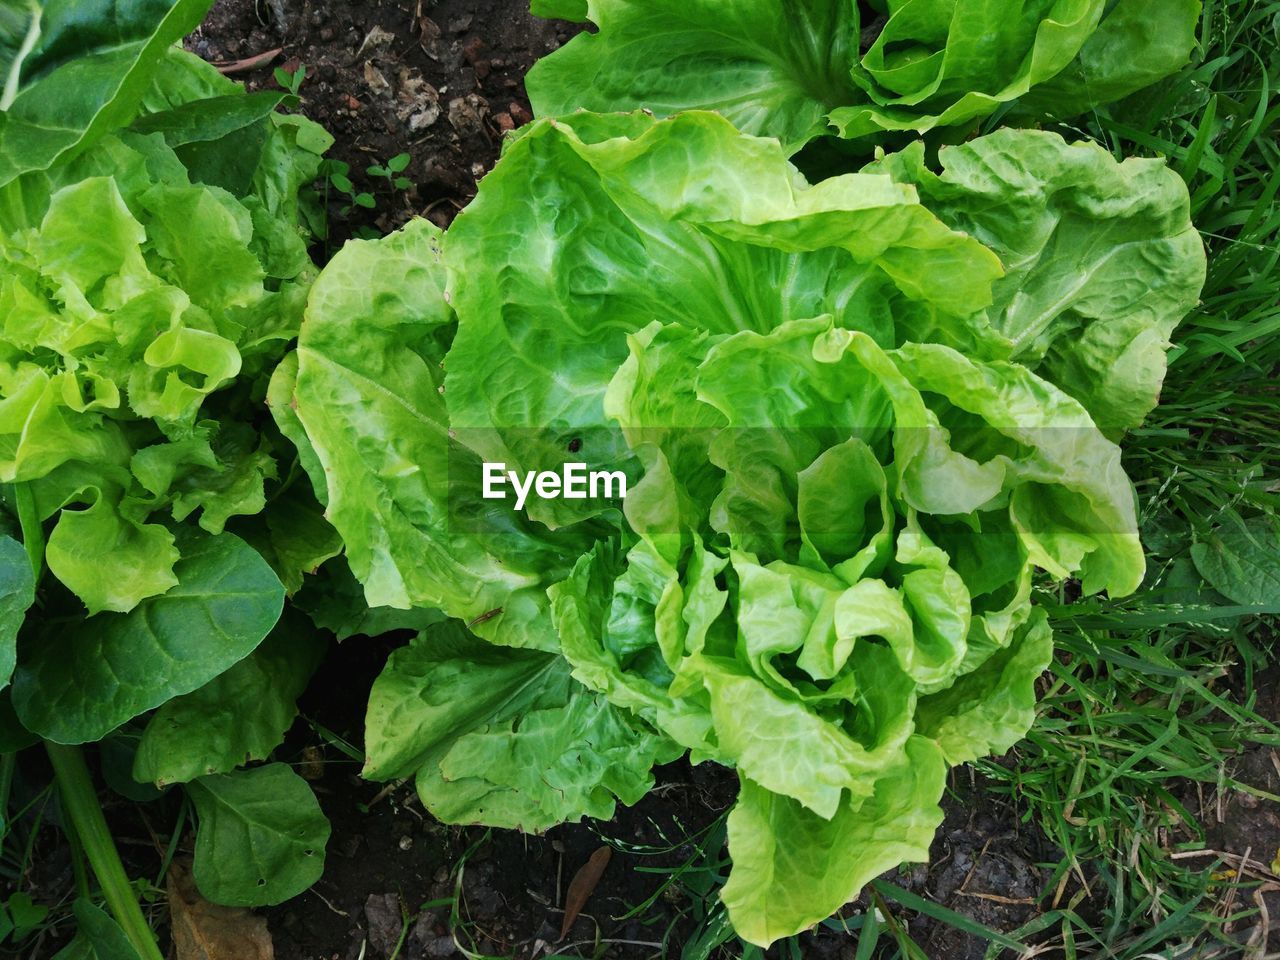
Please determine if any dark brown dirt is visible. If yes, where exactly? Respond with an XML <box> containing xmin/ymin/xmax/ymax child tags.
<box><xmin>186</xmin><ymin>0</ymin><xmax>582</xmax><ymax>247</ymax></box>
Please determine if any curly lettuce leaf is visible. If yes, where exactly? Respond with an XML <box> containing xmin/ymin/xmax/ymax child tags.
<box><xmin>722</xmin><ymin>737</ymin><xmax>946</xmax><ymax>945</ymax></box>
<box><xmin>286</xmin><ymin>111</ymin><xmax>1172</xmax><ymax>947</ymax></box>
<box><xmin>1016</xmin><ymin>0</ymin><xmax>1201</xmax><ymax>118</ymax></box>
<box><xmin>866</xmin><ymin>129</ymin><xmax>1206</xmax><ymax>430</ymax></box>
<box><xmin>0</xmin><ymin>48</ymin><xmax>328</xmax><ymax>613</ymax></box>
<box><xmin>364</xmin><ymin>621</ymin><xmax>679</xmax><ymax>832</ymax></box>
<box><xmin>527</xmin><ymin>0</ymin><xmax>1200</xmax><ymax>152</ymax></box>
<box><xmin>443</xmin><ymin>111</ymin><xmax>1002</xmax><ymax>530</ymax></box>
<box><xmin>290</xmin><ymin>219</ymin><xmax>589</xmax><ymax>649</ymax></box>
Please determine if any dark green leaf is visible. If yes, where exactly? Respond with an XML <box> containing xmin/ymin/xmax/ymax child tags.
<box><xmin>12</xmin><ymin>531</ymin><xmax>285</xmax><ymax>745</ymax></box>
<box><xmin>188</xmin><ymin>763</ymin><xmax>329</xmax><ymax>907</ymax></box>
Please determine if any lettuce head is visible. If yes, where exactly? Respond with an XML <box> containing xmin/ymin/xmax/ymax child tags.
<box><xmin>285</xmin><ymin>111</ymin><xmax>1203</xmax><ymax>944</ymax></box>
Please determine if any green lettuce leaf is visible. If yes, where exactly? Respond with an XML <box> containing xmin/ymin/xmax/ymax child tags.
<box><xmin>292</xmin><ymin>219</ymin><xmax>592</xmax><ymax>649</ymax></box>
<box><xmin>286</xmin><ymin>110</ymin><xmax>1179</xmax><ymax>946</ymax></box>
<box><xmin>0</xmin><ymin>0</ymin><xmax>211</xmax><ymax>185</ymax></box>
<box><xmin>722</xmin><ymin>737</ymin><xmax>946</xmax><ymax>945</ymax></box>
<box><xmin>0</xmin><ymin>47</ymin><xmax>328</xmax><ymax>614</ymax></box>
<box><xmin>364</xmin><ymin>621</ymin><xmax>679</xmax><ymax>832</ymax></box>
<box><xmin>865</xmin><ymin>129</ymin><xmax>1206</xmax><ymax>430</ymax></box>
<box><xmin>527</xmin><ymin>0</ymin><xmax>1200</xmax><ymax>153</ymax></box>
<box><xmin>1015</xmin><ymin>0</ymin><xmax>1201</xmax><ymax>118</ymax></box>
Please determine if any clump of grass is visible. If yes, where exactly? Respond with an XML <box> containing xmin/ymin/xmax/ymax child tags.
<box><xmin>982</xmin><ymin>0</ymin><xmax>1280</xmax><ymax>953</ymax></box>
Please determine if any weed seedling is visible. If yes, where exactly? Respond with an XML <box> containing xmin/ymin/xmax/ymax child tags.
<box><xmin>274</xmin><ymin>63</ymin><xmax>306</xmax><ymax>99</ymax></box>
<box><xmin>367</xmin><ymin>152</ymin><xmax>413</xmax><ymax>192</ymax></box>
<box><xmin>322</xmin><ymin>159</ymin><xmax>376</xmax><ymax>217</ymax></box>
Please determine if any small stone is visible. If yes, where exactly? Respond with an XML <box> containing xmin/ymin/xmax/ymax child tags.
<box><xmin>447</xmin><ymin>94</ymin><xmax>489</xmax><ymax>138</ymax></box>
<box><xmin>448</xmin><ymin>14</ymin><xmax>473</xmax><ymax>33</ymax></box>
<box><xmin>319</xmin><ymin>25</ymin><xmax>334</xmax><ymax>41</ymax></box>
<box><xmin>461</xmin><ymin>36</ymin><xmax>487</xmax><ymax>65</ymax></box>
<box><xmin>408</xmin><ymin>105</ymin><xmax>441</xmax><ymax>131</ymax></box>
<box><xmin>363</xmin><ymin>893</ymin><xmax>401</xmax><ymax>957</ymax></box>
<box><xmin>419</xmin><ymin>17</ymin><xmax>442</xmax><ymax>42</ymax></box>
<box><xmin>299</xmin><ymin>744</ymin><xmax>324</xmax><ymax>781</ymax></box>
<box><xmin>509</xmin><ymin>101</ymin><xmax>532</xmax><ymax>125</ymax></box>
<box><xmin>494</xmin><ymin>112</ymin><xmax>514</xmax><ymax>132</ymax></box>
<box><xmin>398</xmin><ymin>835</ymin><xmax>414</xmax><ymax>851</ymax></box>
<box><xmin>425</xmin><ymin>934</ymin><xmax>457</xmax><ymax>958</ymax></box>
<box><xmin>432</xmin><ymin>866</ymin><xmax>450</xmax><ymax>884</ymax></box>
<box><xmin>341</xmin><ymin>94</ymin><xmax>362</xmax><ymax>111</ymax></box>
<box><xmin>335</xmin><ymin>833</ymin><xmax>361</xmax><ymax>858</ymax></box>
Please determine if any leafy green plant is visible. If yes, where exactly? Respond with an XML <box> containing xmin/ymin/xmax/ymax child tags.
<box><xmin>526</xmin><ymin>0</ymin><xmax>1203</xmax><ymax>154</ymax></box>
<box><xmin>368</xmin><ymin>151</ymin><xmax>413</xmax><ymax>192</ymax></box>
<box><xmin>274</xmin><ymin>63</ymin><xmax>306</xmax><ymax>99</ymax></box>
<box><xmin>0</xmin><ymin>3</ymin><xmax>340</xmax><ymax>954</ymax></box>
<box><xmin>324</xmin><ymin>159</ymin><xmax>375</xmax><ymax>211</ymax></box>
<box><xmin>281</xmin><ymin>109</ymin><xmax>1205</xmax><ymax>946</ymax></box>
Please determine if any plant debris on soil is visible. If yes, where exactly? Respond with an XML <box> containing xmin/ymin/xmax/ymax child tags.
<box><xmin>187</xmin><ymin>0</ymin><xmax>582</xmax><ymax>246</ymax></box>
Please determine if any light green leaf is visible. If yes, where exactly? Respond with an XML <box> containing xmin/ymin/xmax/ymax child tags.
<box><xmin>187</xmin><ymin>763</ymin><xmax>329</xmax><ymax>907</ymax></box>
<box><xmin>365</xmin><ymin>622</ymin><xmax>678</xmax><ymax>832</ymax></box>
<box><xmin>526</xmin><ymin>1</ymin><xmax>853</xmax><ymax>151</ymax></box>
<box><xmin>866</xmin><ymin>129</ymin><xmax>1206</xmax><ymax>430</ymax></box>
<box><xmin>12</xmin><ymin>530</ymin><xmax>285</xmax><ymax>744</ymax></box>
<box><xmin>293</xmin><ymin>217</ymin><xmax>586</xmax><ymax>649</ymax></box>
<box><xmin>528</xmin><ymin>0</ymin><xmax>1198</xmax><ymax>153</ymax></box>
<box><xmin>44</xmin><ymin>487</ymin><xmax>179</xmax><ymax>614</ymax></box>
<box><xmin>916</xmin><ymin>608</ymin><xmax>1053</xmax><ymax>764</ymax></box>
<box><xmin>721</xmin><ymin>736</ymin><xmax>946</xmax><ymax>947</ymax></box>
<box><xmin>444</xmin><ymin>111</ymin><xmax>1000</xmax><ymax>529</ymax></box>
<box><xmin>1017</xmin><ymin>0</ymin><xmax>1201</xmax><ymax>117</ymax></box>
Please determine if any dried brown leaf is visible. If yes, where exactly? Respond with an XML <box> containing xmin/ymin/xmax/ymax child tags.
<box><xmin>558</xmin><ymin>845</ymin><xmax>612</xmax><ymax>941</ymax></box>
<box><xmin>211</xmin><ymin>48</ymin><xmax>282</xmax><ymax>75</ymax></box>
<box><xmin>168</xmin><ymin>860</ymin><xmax>274</xmax><ymax>960</ymax></box>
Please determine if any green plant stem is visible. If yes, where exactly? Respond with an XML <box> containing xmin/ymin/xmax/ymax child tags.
<box><xmin>64</xmin><ymin>809</ymin><xmax>92</xmax><ymax>900</ymax></box>
<box><xmin>45</xmin><ymin>743</ymin><xmax>164</xmax><ymax>960</ymax></box>
<box><xmin>12</xmin><ymin>482</ymin><xmax>43</xmax><ymax>582</ymax></box>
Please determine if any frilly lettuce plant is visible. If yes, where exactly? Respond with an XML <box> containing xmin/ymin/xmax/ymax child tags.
<box><xmin>284</xmin><ymin>111</ymin><xmax>1204</xmax><ymax>944</ymax></box>
<box><xmin>526</xmin><ymin>0</ymin><xmax>1201</xmax><ymax>153</ymax></box>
